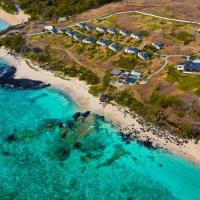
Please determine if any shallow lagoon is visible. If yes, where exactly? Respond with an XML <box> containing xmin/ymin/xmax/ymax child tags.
<box><xmin>0</xmin><ymin>59</ymin><xmax>200</xmax><ymax>200</ymax></box>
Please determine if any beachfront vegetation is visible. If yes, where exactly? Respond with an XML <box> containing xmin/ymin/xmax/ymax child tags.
<box><xmin>0</xmin><ymin>34</ymin><xmax>25</xmax><ymax>53</ymax></box>
<box><xmin>0</xmin><ymin>0</ymin><xmax>17</xmax><ymax>13</ymax></box>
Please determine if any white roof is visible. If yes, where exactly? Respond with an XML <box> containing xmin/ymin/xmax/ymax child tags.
<box><xmin>193</xmin><ymin>60</ymin><xmax>200</xmax><ymax>63</ymax></box>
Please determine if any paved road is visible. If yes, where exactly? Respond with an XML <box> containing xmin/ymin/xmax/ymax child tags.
<box><xmin>146</xmin><ymin>56</ymin><xmax>169</xmax><ymax>80</ymax></box>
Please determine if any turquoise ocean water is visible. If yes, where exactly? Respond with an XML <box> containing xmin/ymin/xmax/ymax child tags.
<box><xmin>0</xmin><ymin>20</ymin><xmax>9</xmax><ymax>32</ymax></box>
<box><xmin>0</xmin><ymin>21</ymin><xmax>200</xmax><ymax>200</ymax></box>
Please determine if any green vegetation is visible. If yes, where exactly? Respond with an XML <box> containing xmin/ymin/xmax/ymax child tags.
<box><xmin>167</xmin><ymin>65</ymin><xmax>200</xmax><ymax>96</ymax></box>
<box><xmin>26</xmin><ymin>48</ymin><xmax>100</xmax><ymax>85</ymax></box>
<box><xmin>16</xmin><ymin>0</ymin><xmax>119</xmax><ymax>19</ymax></box>
<box><xmin>89</xmin><ymin>72</ymin><xmax>115</xmax><ymax>96</ymax></box>
<box><xmin>113</xmin><ymin>55</ymin><xmax>138</xmax><ymax>70</ymax></box>
<box><xmin>142</xmin><ymin>45</ymin><xmax>158</xmax><ymax>57</ymax></box>
<box><xmin>0</xmin><ymin>34</ymin><xmax>25</xmax><ymax>53</ymax></box>
<box><xmin>170</xmin><ymin>31</ymin><xmax>195</xmax><ymax>45</ymax></box>
<box><xmin>114</xmin><ymin>90</ymin><xmax>143</xmax><ymax>113</ymax></box>
<box><xmin>139</xmin><ymin>30</ymin><xmax>149</xmax><ymax>37</ymax></box>
<box><xmin>0</xmin><ymin>0</ymin><xmax>17</xmax><ymax>13</ymax></box>
<box><xmin>149</xmin><ymin>89</ymin><xmax>182</xmax><ymax>109</ymax></box>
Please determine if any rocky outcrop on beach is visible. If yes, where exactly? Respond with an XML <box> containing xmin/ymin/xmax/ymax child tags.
<box><xmin>0</xmin><ymin>65</ymin><xmax>50</xmax><ymax>89</ymax></box>
<box><xmin>116</xmin><ymin>108</ymin><xmax>191</xmax><ymax>152</ymax></box>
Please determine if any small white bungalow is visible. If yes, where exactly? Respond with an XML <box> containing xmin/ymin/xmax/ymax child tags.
<box><xmin>77</xmin><ymin>22</ymin><xmax>86</xmax><ymax>28</ymax></box>
<box><xmin>97</xmin><ymin>38</ymin><xmax>109</xmax><ymax>46</ymax></box>
<box><xmin>138</xmin><ymin>52</ymin><xmax>149</xmax><ymax>60</ymax></box>
<box><xmin>96</xmin><ymin>26</ymin><xmax>107</xmax><ymax>33</ymax></box>
<box><xmin>152</xmin><ymin>42</ymin><xmax>164</xmax><ymax>50</ymax></box>
<box><xmin>83</xmin><ymin>37</ymin><xmax>95</xmax><ymax>44</ymax></box>
<box><xmin>57</xmin><ymin>28</ymin><xmax>66</xmax><ymax>34</ymax></box>
<box><xmin>66</xmin><ymin>29</ymin><xmax>74</xmax><ymax>37</ymax></box>
<box><xmin>109</xmin><ymin>44</ymin><xmax>121</xmax><ymax>52</ymax></box>
<box><xmin>50</xmin><ymin>28</ymin><xmax>58</xmax><ymax>34</ymax></box>
<box><xmin>119</xmin><ymin>30</ymin><xmax>131</xmax><ymax>36</ymax></box>
<box><xmin>107</xmin><ymin>28</ymin><xmax>118</xmax><ymax>35</ymax></box>
<box><xmin>130</xmin><ymin>70</ymin><xmax>143</xmax><ymax>79</ymax></box>
<box><xmin>44</xmin><ymin>26</ymin><xmax>54</xmax><ymax>31</ymax></box>
<box><xmin>57</xmin><ymin>17</ymin><xmax>67</xmax><ymax>23</ymax></box>
<box><xmin>73</xmin><ymin>34</ymin><xmax>83</xmax><ymax>41</ymax></box>
<box><xmin>124</xmin><ymin>47</ymin><xmax>139</xmax><ymax>54</ymax></box>
<box><xmin>85</xmin><ymin>25</ymin><xmax>94</xmax><ymax>32</ymax></box>
<box><xmin>131</xmin><ymin>33</ymin><xmax>143</xmax><ymax>40</ymax></box>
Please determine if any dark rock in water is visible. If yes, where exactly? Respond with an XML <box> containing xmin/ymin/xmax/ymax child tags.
<box><xmin>0</xmin><ymin>65</ymin><xmax>50</xmax><ymax>89</ymax></box>
<box><xmin>58</xmin><ymin>122</ymin><xmax>64</xmax><ymax>128</ymax></box>
<box><xmin>73</xmin><ymin>111</ymin><xmax>91</xmax><ymax>121</ymax></box>
<box><xmin>82</xmin><ymin>111</ymin><xmax>91</xmax><ymax>118</ymax></box>
<box><xmin>139</xmin><ymin>139</ymin><xmax>158</xmax><ymax>150</ymax></box>
<box><xmin>95</xmin><ymin>115</ymin><xmax>105</xmax><ymax>121</ymax></box>
<box><xmin>2</xmin><ymin>151</ymin><xmax>10</xmax><ymax>156</ymax></box>
<box><xmin>0</xmin><ymin>66</ymin><xmax>16</xmax><ymax>78</ymax></box>
<box><xmin>74</xmin><ymin>142</ymin><xmax>81</xmax><ymax>149</ymax></box>
<box><xmin>0</xmin><ymin>78</ymin><xmax>50</xmax><ymax>89</ymax></box>
<box><xmin>6</xmin><ymin>134</ymin><xmax>17</xmax><ymax>142</ymax></box>
<box><xmin>67</xmin><ymin>120</ymin><xmax>74</xmax><ymax>129</ymax></box>
<box><xmin>57</xmin><ymin>148</ymin><xmax>70</xmax><ymax>161</ymax></box>
<box><xmin>73</xmin><ymin>112</ymin><xmax>81</xmax><ymax>121</ymax></box>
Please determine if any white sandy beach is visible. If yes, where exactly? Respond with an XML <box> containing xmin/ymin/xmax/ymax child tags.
<box><xmin>0</xmin><ymin>47</ymin><xmax>200</xmax><ymax>166</ymax></box>
<box><xmin>0</xmin><ymin>8</ymin><xmax>29</xmax><ymax>25</ymax></box>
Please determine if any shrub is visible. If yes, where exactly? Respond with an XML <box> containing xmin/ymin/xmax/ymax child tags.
<box><xmin>171</xmin><ymin>31</ymin><xmax>195</xmax><ymax>45</ymax></box>
<box><xmin>0</xmin><ymin>34</ymin><xmax>25</xmax><ymax>53</ymax></box>
<box><xmin>0</xmin><ymin>0</ymin><xmax>17</xmax><ymax>13</ymax></box>
<box><xmin>114</xmin><ymin>56</ymin><xmax>138</xmax><ymax>70</ymax></box>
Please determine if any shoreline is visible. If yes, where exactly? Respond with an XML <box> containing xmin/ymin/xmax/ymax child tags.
<box><xmin>0</xmin><ymin>47</ymin><xmax>200</xmax><ymax>166</ymax></box>
<box><xmin>0</xmin><ymin>8</ymin><xmax>29</xmax><ymax>25</ymax></box>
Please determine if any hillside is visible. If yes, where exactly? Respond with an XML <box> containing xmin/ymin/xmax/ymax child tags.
<box><xmin>0</xmin><ymin>0</ymin><xmax>200</xmax><ymax>138</ymax></box>
<box><xmin>2</xmin><ymin>0</ymin><xmax>200</xmax><ymax>21</ymax></box>
<box><xmin>0</xmin><ymin>0</ymin><xmax>119</xmax><ymax>19</ymax></box>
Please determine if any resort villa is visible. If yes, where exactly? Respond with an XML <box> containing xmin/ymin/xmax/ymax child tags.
<box><xmin>177</xmin><ymin>60</ymin><xmax>200</xmax><ymax>73</ymax></box>
<box><xmin>58</xmin><ymin>28</ymin><xmax>66</xmax><ymax>34</ymax></box>
<box><xmin>110</xmin><ymin>69</ymin><xmax>122</xmax><ymax>76</ymax></box>
<box><xmin>110</xmin><ymin>69</ymin><xmax>143</xmax><ymax>85</ymax></box>
<box><xmin>73</xmin><ymin>34</ymin><xmax>83</xmax><ymax>41</ymax></box>
<box><xmin>50</xmin><ymin>27</ymin><xmax>58</xmax><ymax>34</ymax></box>
<box><xmin>152</xmin><ymin>42</ymin><xmax>165</xmax><ymax>50</ymax></box>
<box><xmin>107</xmin><ymin>28</ymin><xmax>118</xmax><ymax>35</ymax></box>
<box><xmin>125</xmin><ymin>47</ymin><xmax>139</xmax><ymax>54</ymax></box>
<box><xmin>130</xmin><ymin>70</ymin><xmax>143</xmax><ymax>79</ymax></box>
<box><xmin>83</xmin><ymin>37</ymin><xmax>95</xmax><ymax>44</ymax></box>
<box><xmin>44</xmin><ymin>25</ymin><xmax>57</xmax><ymax>34</ymax></box>
<box><xmin>109</xmin><ymin>44</ymin><xmax>121</xmax><ymax>52</ymax></box>
<box><xmin>57</xmin><ymin>17</ymin><xmax>67</xmax><ymax>23</ymax></box>
<box><xmin>97</xmin><ymin>38</ymin><xmax>110</xmax><ymax>46</ymax></box>
<box><xmin>138</xmin><ymin>52</ymin><xmax>149</xmax><ymax>60</ymax></box>
<box><xmin>77</xmin><ymin>22</ymin><xmax>86</xmax><ymax>28</ymax></box>
<box><xmin>131</xmin><ymin>33</ymin><xmax>143</xmax><ymax>40</ymax></box>
<box><xmin>119</xmin><ymin>30</ymin><xmax>131</xmax><ymax>36</ymax></box>
<box><xmin>85</xmin><ymin>25</ymin><xmax>94</xmax><ymax>32</ymax></box>
<box><xmin>96</xmin><ymin>26</ymin><xmax>107</xmax><ymax>33</ymax></box>
<box><xmin>66</xmin><ymin>29</ymin><xmax>74</xmax><ymax>37</ymax></box>
<box><xmin>44</xmin><ymin>26</ymin><xmax>54</xmax><ymax>31</ymax></box>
